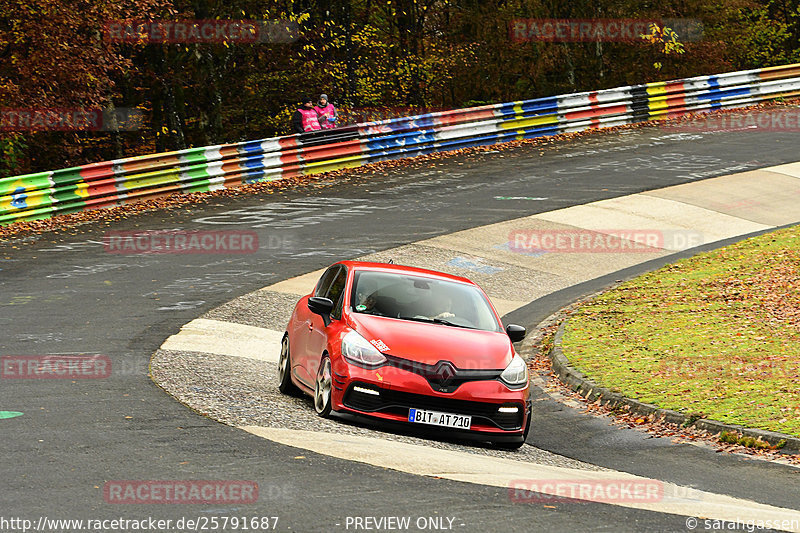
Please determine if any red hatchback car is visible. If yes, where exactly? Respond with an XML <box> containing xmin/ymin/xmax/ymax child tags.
<box><xmin>278</xmin><ymin>261</ymin><xmax>532</xmax><ymax>448</ymax></box>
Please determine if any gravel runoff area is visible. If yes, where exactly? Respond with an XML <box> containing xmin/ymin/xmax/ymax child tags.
<box><xmin>203</xmin><ymin>288</ymin><xmax>298</xmax><ymax>330</ymax></box>
<box><xmin>150</xmin><ymin>345</ymin><xmax>607</xmax><ymax>471</ymax></box>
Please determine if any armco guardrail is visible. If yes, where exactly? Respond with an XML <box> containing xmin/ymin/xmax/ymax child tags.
<box><xmin>2</xmin><ymin>63</ymin><xmax>800</xmax><ymax>226</ymax></box>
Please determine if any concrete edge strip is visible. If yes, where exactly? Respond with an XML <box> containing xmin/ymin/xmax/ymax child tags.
<box><xmin>239</xmin><ymin>426</ymin><xmax>800</xmax><ymax>527</ymax></box>
<box><xmin>161</xmin><ymin>318</ymin><xmax>282</xmax><ymax>362</ymax></box>
<box><xmin>549</xmin><ymin>319</ymin><xmax>800</xmax><ymax>453</ymax></box>
<box><xmin>764</xmin><ymin>162</ymin><xmax>800</xmax><ymax>179</ymax></box>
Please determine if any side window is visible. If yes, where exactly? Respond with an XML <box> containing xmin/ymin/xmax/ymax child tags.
<box><xmin>326</xmin><ymin>267</ymin><xmax>347</xmax><ymax>320</ymax></box>
<box><xmin>314</xmin><ymin>267</ymin><xmax>338</xmax><ymax>297</ymax></box>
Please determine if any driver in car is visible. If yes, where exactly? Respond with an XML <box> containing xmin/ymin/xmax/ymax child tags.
<box><xmin>356</xmin><ymin>293</ymin><xmax>378</xmax><ymax>314</ymax></box>
<box><xmin>430</xmin><ymin>296</ymin><xmax>455</xmax><ymax>320</ymax></box>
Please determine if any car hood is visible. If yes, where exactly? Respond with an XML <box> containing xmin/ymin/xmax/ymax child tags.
<box><xmin>349</xmin><ymin>314</ymin><xmax>513</xmax><ymax>370</ymax></box>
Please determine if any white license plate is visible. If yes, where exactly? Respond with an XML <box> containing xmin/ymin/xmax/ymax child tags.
<box><xmin>408</xmin><ymin>408</ymin><xmax>471</xmax><ymax>429</ymax></box>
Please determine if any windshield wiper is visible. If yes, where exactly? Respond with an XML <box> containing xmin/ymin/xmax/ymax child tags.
<box><xmin>396</xmin><ymin>314</ymin><xmax>435</xmax><ymax>323</ymax></box>
<box><xmin>396</xmin><ymin>315</ymin><xmax>475</xmax><ymax>329</ymax></box>
<box><xmin>361</xmin><ymin>310</ymin><xmax>388</xmax><ymax>317</ymax></box>
<box><xmin>431</xmin><ymin>317</ymin><xmax>476</xmax><ymax>329</ymax></box>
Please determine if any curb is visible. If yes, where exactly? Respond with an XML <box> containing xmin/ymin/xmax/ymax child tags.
<box><xmin>548</xmin><ymin>321</ymin><xmax>800</xmax><ymax>453</ymax></box>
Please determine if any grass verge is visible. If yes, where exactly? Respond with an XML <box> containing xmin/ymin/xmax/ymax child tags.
<box><xmin>561</xmin><ymin>224</ymin><xmax>800</xmax><ymax>437</ymax></box>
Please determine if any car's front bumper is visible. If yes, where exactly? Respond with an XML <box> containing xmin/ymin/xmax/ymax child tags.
<box><xmin>331</xmin><ymin>358</ymin><xmax>531</xmax><ymax>436</ymax></box>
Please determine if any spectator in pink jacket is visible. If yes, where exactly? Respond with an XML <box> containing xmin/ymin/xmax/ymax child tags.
<box><xmin>315</xmin><ymin>94</ymin><xmax>337</xmax><ymax>129</ymax></box>
<box><xmin>292</xmin><ymin>97</ymin><xmax>322</xmax><ymax>133</ymax></box>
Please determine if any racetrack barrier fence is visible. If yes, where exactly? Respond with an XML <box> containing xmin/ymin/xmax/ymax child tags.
<box><xmin>3</xmin><ymin>63</ymin><xmax>800</xmax><ymax>226</ymax></box>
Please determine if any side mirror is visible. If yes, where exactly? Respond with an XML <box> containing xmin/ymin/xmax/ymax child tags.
<box><xmin>308</xmin><ymin>297</ymin><xmax>334</xmax><ymax>326</ymax></box>
<box><xmin>506</xmin><ymin>324</ymin><xmax>526</xmax><ymax>343</ymax></box>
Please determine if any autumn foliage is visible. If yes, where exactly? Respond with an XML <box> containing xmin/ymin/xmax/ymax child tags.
<box><xmin>1</xmin><ymin>0</ymin><xmax>799</xmax><ymax>176</ymax></box>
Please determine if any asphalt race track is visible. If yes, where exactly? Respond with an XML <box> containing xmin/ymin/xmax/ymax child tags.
<box><xmin>2</xmin><ymin>114</ymin><xmax>800</xmax><ymax>532</ymax></box>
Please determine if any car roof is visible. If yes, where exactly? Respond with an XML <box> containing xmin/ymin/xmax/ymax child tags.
<box><xmin>336</xmin><ymin>260</ymin><xmax>476</xmax><ymax>286</ymax></box>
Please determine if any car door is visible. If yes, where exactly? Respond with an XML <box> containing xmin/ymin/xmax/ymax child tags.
<box><xmin>293</xmin><ymin>266</ymin><xmax>339</xmax><ymax>387</ymax></box>
<box><xmin>305</xmin><ymin>265</ymin><xmax>347</xmax><ymax>383</ymax></box>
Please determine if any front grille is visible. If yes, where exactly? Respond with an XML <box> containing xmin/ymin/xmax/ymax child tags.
<box><xmin>343</xmin><ymin>382</ymin><xmax>524</xmax><ymax>430</ymax></box>
<box><xmin>383</xmin><ymin>355</ymin><xmax>502</xmax><ymax>393</ymax></box>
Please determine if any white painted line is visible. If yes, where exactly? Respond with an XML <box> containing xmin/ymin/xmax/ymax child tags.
<box><xmin>766</xmin><ymin>162</ymin><xmax>800</xmax><ymax>179</ymax></box>
<box><xmin>161</xmin><ymin>318</ymin><xmax>282</xmax><ymax>362</ymax></box>
<box><xmin>267</xmin><ymin>269</ymin><xmax>325</xmax><ymax>296</ymax></box>
<box><xmin>532</xmin><ymin>194</ymin><xmax>770</xmax><ymax>250</ymax></box>
<box><xmin>489</xmin><ymin>297</ymin><xmax>529</xmax><ymax>317</ymax></box>
<box><xmin>241</xmin><ymin>426</ymin><xmax>800</xmax><ymax>531</ymax></box>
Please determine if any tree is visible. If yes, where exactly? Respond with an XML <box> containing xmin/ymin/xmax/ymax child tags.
<box><xmin>0</xmin><ymin>0</ymin><xmax>170</xmax><ymax>174</ymax></box>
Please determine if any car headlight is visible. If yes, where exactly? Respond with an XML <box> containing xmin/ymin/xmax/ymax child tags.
<box><xmin>341</xmin><ymin>330</ymin><xmax>387</xmax><ymax>368</ymax></box>
<box><xmin>500</xmin><ymin>354</ymin><xmax>529</xmax><ymax>388</ymax></box>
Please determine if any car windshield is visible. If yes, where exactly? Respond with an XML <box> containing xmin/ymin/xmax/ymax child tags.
<box><xmin>350</xmin><ymin>270</ymin><xmax>501</xmax><ymax>332</ymax></box>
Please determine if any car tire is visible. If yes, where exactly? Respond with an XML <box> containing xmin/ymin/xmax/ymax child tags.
<box><xmin>314</xmin><ymin>355</ymin><xmax>333</xmax><ymax>417</ymax></box>
<box><xmin>495</xmin><ymin>409</ymin><xmax>531</xmax><ymax>450</ymax></box>
<box><xmin>278</xmin><ymin>334</ymin><xmax>301</xmax><ymax>396</ymax></box>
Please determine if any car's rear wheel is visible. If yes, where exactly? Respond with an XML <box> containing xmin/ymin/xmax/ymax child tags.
<box><xmin>314</xmin><ymin>355</ymin><xmax>333</xmax><ymax>417</ymax></box>
<box><xmin>278</xmin><ymin>335</ymin><xmax>300</xmax><ymax>396</ymax></box>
